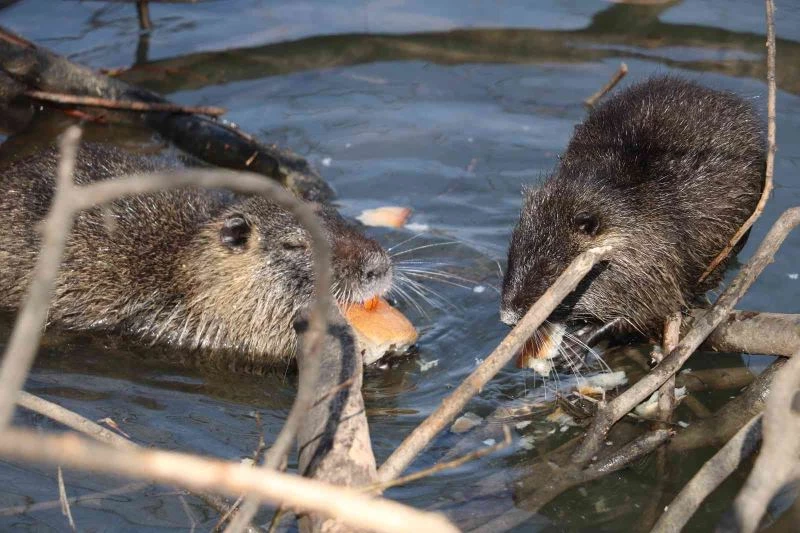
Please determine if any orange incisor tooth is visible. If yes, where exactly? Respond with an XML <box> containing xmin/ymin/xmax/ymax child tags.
<box><xmin>364</xmin><ymin>296</ymin><xmax>379</xmax><ymax>311</ymax></box>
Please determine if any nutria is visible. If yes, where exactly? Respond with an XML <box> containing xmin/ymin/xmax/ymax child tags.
<box><xmin>0</xmin><ymin>144</ymin><xmax>393</xmax><ymax>369</ymax></box>
<box><xmin>501</xmin><ymin>77</ymin><xmax>764</xmax><ymax>367</ymax></box>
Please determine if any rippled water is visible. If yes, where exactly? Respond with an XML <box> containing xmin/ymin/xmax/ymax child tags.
<box><xmin>1</xmin><ymin>1</ymin><xmax>799</xmax><ymax>531</ymax></box>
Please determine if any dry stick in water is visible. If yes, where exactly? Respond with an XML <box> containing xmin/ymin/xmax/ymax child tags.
<box><xmin>652</xmin><ymin>414</ymin><xmax>763</xmax><ymax>533</ymax></box>
<box><xmin>0</xmin><ymin>428</ymin><xmax>459</xmax><ymax>533</ymax></box>
<box><xmin>699</xmin><ymin>0</ymin><xmax>777</xmax><ymax>284</ymax></box>
<box><xmin>16</xmin><ymin>391</ymin><xmax>136</xmax><ymax>449</ymax></box>
<box><xmin>57</xmin><ymin>466</ymin><xmax>77</xmax><ymax>532</ymax></box>
<box><xmin>572</xmin><ymin>206</ymin><xmax>800</xmax><ymax>466</ymax></box>
<box><xmin>657</xmin><ymin>313</ymin><xmax>681</xmax><ymax>422</ymax></box>
<box><xmin>584</xmin><ymin>62</ymin><xmax>628</xmax><ymax>108</ymax></box>
<box><xmin>731</xmin><ymin>347</ymin><xmax>800</xmax><ymax>532</ymax></box>
<box><xmin>25</xmin><ymin>90</ymin><xmax>226</xmax><ymax>117</ymax></box>
<box><xmin>18</xmin><ymin>391</ymin><xmax>231</xmax><ymax>515</ymax></box>
<box><xmin>367</xmin><ymin>426</ymin><xmax>512</xmax><ymax>494</ymax></box>
<box><xmin>377</xmin><ymin>245</ymin><xmax>613</xmax><ymax>483</ymax></box>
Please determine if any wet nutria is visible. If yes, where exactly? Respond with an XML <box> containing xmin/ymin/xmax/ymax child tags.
<box><xmin>0</xmin><ymin>144</ymin><xmax>393</xmax><ymax>369</ymax></box>
<box><xmin>501</xmin><ymin>77</ymin><xmax>764</xmax><ymax>367</ymax></box>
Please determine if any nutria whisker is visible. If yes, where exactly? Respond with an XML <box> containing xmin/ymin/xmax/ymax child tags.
<box><xmin>390</xmin><ymin>241</ymin><xmax>460</xmax><ymax>258</ymax></box>
<box><xmin>390</xmin><ymin>283</ymin><xmax>428</xmax><ymax>318</ymax></box>
<box><xmin>394</xmin><ymin>272</ymin><xmax>455</xmax><ymax>312</ymax></box>
<box><xmin>397</xmin><ymin>269</ymin><xmax>478</xmax><ymax>292</ymax></box>
<box><xmin>386</xmin><ymin>233</ymin><xmax>426</xmax><ymax>253</ymax></box>
<box><xmin>396</xmin><ymin>265</ymin><xmax>501</xmax><ymax>294</ymax></box>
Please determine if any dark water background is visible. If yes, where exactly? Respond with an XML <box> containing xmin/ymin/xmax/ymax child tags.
<box><xmin>1</xmin><ymin>0</ymin><xmax>799</xmax><ymax>531</ymax></box>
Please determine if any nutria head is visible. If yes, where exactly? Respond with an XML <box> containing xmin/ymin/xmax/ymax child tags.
<box><xmin>173</xmin><ymin>197</ymin><xmax>393</xmax><ymax>363</ymax></box>
<box><xmin>500</xmin><ymin>77</ymin><xmax>764</xmax><ymax>371</ymax></box>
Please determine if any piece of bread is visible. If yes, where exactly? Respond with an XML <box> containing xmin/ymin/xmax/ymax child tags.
<box><xmin>343</xmin><ymin>297</ymin><xmax>418</xmax><ymax>365</ymax></box>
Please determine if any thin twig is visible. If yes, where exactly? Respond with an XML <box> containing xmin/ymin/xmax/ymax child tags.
<box><xmin>572</xmin><ymin>207</ymin><xmax>800</xmax><ymax>466</ymax></box>
<box><xmin>267</xmin><ymin>506</ymin><xmax>288</xmax><ymax>533</ymax></box>
<box><xmin>366</xmin><ymin>426</ymin><xmax>512</xmax><ymax>493</ymax></box>
<box><xmin>0</xmin><ymin>428</ymin><xmax>459</xmax><ymax>533</ymax></box>
<box><xmin>584</xmin><ymin>62</ymin><xmax>628</xmax><ymax>108</ymax></box>
<box><xmin>136</xmin><ymin>0</ymin><xmax>152</xmax><ymax>31</ymax></box>
<box><xmin>0</xmin><ymin>126</ymin><xmax>81</xmax><ymax>430</ymax></box>
<box><xmin>652</xmin><ymin>414</ymin><xmax>763</xmax><ymax>533</ymax></box>
<box><xmin>26</xmin><ymin>90</ymin><xmax>226</xmax><ymax>117</ymax></box>
<box><xmin>57</xmin><ymin>466</ymin><xmax>77</xmax><ymax>532</ymax></box>
<box><xmin>17</xmin><ymin>391</ymin><xmax>135</xmax><ymax>449</ymax></box>
<box><xmin>657</xmin><ymin>313</ymin><xmax>681</xmax><ymax>422</ymax></box>
<box><xmin>377</xmin><ymin>245</ymin><xmax>613</xmax><ymax>482</ymax></box>
<box><xmin>0</xmin><ymin>482</ymin><xmax>148</xmax><ymax>516</ymax></box>
<box><xmin>698</xmin><ymin>0</ymin><xmax>776</xmax><ymax>283</ymax></box>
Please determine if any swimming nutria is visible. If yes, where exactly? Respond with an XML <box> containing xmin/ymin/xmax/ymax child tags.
<box><xmin>0</xmin><ymin>144</ymin><xmax>395</xmax><ymax>370</ymax></box>
<box><xmin>501</xmin><ymin>77</ymin><xmax>764</xmax><ymax>369</ymax></box>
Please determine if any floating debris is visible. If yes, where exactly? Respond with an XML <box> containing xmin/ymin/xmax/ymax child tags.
<box><xmin>357</xmin><ymin>206</ymin><xmax>412</xmax><ymax>228</ymax></box>
<box><xmin>417</xmin><ymin>359</ymin><xmax>439</xmax><ymax>373</ymax></box>
<box><xmin>451</xmin><ymin>412</ymin><xmax>484</xmax><ymax>434</ymax></box>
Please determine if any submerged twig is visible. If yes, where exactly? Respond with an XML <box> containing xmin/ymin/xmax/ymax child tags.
<box><xmin>653</xmin><ymin>414</ymin><xmax>763</xmax><ymax>533</ymax></box>
<box><xmin>367</xmin><ymin>426</ymin><xmax>512</xmax><ymax>494</ymax></box>
<box><xmin>377</xmin><ymin>245</ymin><xmax>613</xmax><ymax>482</ymax></box>
<box><xmin>699</xmin><ymin>0</ymin><xmax>777</xmax><ymax>283</ymax></box>
<box><xmin>57</xmin><ymin>466</ymin><xmax>77</xmax><ymax>532</ymax></box>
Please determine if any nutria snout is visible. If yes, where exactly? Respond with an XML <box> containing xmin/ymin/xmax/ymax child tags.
<box><xmin>0</xmin><ymin>144</ymin><xmax>394</xmax><ymax>369</ymax></box>
<box><xmin>501</xmin><ymin>77</ymin><xmax>764</xmax><ymax>368</ymax></box>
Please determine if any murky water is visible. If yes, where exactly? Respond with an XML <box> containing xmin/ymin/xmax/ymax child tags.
<box><xmin>1</xmin><ymin>1</ymin><xmax>799</xmax><ymax>531</ymax></box>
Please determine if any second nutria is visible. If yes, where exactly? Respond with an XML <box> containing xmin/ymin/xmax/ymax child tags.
<box><xmin>0</xmin><ymin>144</ymin><xmax>395</xmax><ymax>370</ymax></box>
<box><xmin>501</xmin><ymin>77</ymin><xmax>764</xmax><ymax>367</ymax></box>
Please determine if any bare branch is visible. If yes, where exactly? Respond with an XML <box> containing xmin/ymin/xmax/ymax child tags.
<box><xmin>698</xmin><ymin>311</ymin><xmax>800</xmax><ymax>357</ymax></box>
<box><xmin>0</xmin><ymin>428</ymin><xmax>459</xmax><ymax>533</ymax></box>
<box><xmin>376</xmin><ymin>245</ymin><xmax>613</xmax><ymax>482</ymax></box>
<box><xmin>699</xmin><ymin>0</ymin><xmax>777</xmax><ymax>283</ymax></box>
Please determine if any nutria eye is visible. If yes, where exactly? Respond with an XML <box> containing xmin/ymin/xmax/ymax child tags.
<box><xmin>574</xmin><ymin>212</ymin><xmax>600</xmax><ymax>236</ymax></box>
<box><xmin>220</xmin><ymin>214</ymin><xmax>251</xmax><ymax>252</ymax></box>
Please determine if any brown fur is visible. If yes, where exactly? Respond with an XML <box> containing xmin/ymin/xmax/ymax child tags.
<box><xmin>0</xmin><ymin>144</ymin><xmax>392</xmax><ymax>370</ymax></box>
<box><xmin>502</xmin><ymin>77</ymin><xmax>765</xmax><ymax>342</ymax></box>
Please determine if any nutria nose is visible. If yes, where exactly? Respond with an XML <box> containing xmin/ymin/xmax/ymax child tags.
<box><xmin>363</xmin><ymin>254</ymin><xmax>391</xmax><ymax>281</ymax></box>
<box><xmin>499</xmin><ymin>309</ymin><xmax>519</xmax><ymax>327</ymax></box>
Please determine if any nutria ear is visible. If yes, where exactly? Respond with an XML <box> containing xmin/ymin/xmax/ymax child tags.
<box><xmin>574</xmin><ymin>212</ymin><xmax>600</xmax><ymax>236</ymax></box>
<box><xmin>220</xmin><ymin>214</ymin><xmax>251</xmax><ymax>252</ymax></box>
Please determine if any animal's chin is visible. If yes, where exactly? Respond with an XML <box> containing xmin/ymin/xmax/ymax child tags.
<box><xmin>516</xmin><ymin>320</ymin><xmax>609</xmax><ymax>375</ymax></box>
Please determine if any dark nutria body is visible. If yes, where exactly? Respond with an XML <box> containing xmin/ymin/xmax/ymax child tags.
<box><xmin>501</xmin><ymin>77</ymin><xmax>764</xmax><ymax>359</ymax></box>
<box><xmin>0</xmin><ymin>144</ymin><xmax>393</xmax><ymax>369</ymax></box>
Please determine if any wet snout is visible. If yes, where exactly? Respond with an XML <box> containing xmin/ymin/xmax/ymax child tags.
<box><xmin>331</xmin><ymin>233</ymin><xmax>393</xmax><ymax>304</ymax></box>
